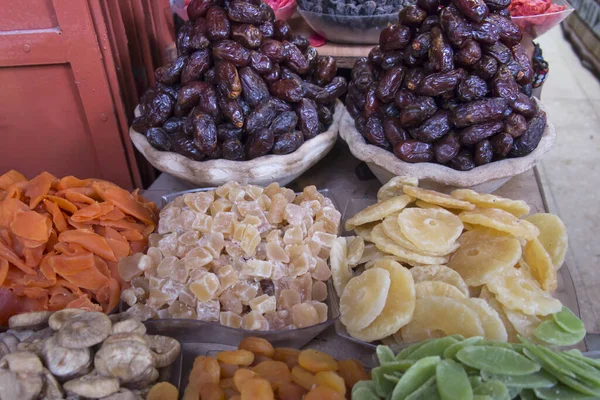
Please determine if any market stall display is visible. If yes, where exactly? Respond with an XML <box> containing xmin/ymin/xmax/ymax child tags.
<box><xmin>345</xmin><ymin>0</ymin><xmax>547</xmax><ymax>171</ymax></box>
<box><xmin>359</xmin><ymin>338</ymin><xmax>600</xmax><ymax>399</ymax></box>
<box><xmin>131</xmin><ymin>0</ymin><xmax>347</xmax><ymax>164</ymax></box>
<box><xmin>182</xmin><ymin>335</ymin><xmax>368</xmax><ymax>399</ymax></box>
<box><xmin>0</xmin><ymin>310</ymin><xmax>180</xmax><ymax>399</ymax></box>
<box><xmin>333</xmin><ymin>176</ymin><xmax>574</xmax><ymax>346</ymax></box>
<box><xmin>0</xmin><ymin>171</ymin><xmax>158</xmax><ymax>326</ymax></box>
<box><xmin>118</xmin><ymin>182</ymin><xmax>341</xmax><ymax>333</ymax></box>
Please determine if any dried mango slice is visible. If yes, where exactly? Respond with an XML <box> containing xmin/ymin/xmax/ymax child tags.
<box><xmin>0</xmin><ymin>240</ymin><xmax>36</xmax><ymax>275</ymax></box>
<box><xmin>347</xmin><ymin>260</ymin><xmax>415</xmax><ymax>342</ymax></box>
<box><xmin>96</xmin><ymin>278</ymin><xmax>120</xmax><ymax>313</ymax></box>
<box><xmin>65</xmin><ymin>295</ymin><xmax>103</xmax><ymax>311</ymax></box>
<box><xmin>0</xmin><ymin>198</ymin><xmax>29</xmax><ymax>228</ymax></box>
<box><xmin>71</xmin><ymin>202</ymin><xmax>115</xmax><ymax>222</ymax></box>
<box><xmin>451</xmin><ymin>189</ymin><xmax>530</xmax><ymax>217</ymax></box>
<box><xmin>96</xmin><ymin>227</ymin><xmax>131</xmax><ymax>260</ymax></box>
<box><xmin>56</xmin><ymin>176</ymin><xmax>92</xmax><ymax>191</ymax></box>
<box><xmin>23</xmin><ymin>245</ymin><xmax>45</xmax><ymax>269</ymax></box>
<box><xmin>371</xmin><ymin>224</ymin><xmax>448</xmax><ymax>266</ymax></box>
<box><xmin>43</xmin><ymin>196</ymin><xmax>78</xmax><ymax>214</ymax></box>
<box><xmin>459</xmin><ymin>208</ymin><xmax>539</xmax><ymax>240</ymax></box>
<box><xmin>0</xmin><ymin>170</ymin><xmax>27</xmax><ymax>190</ymax></box>
<box><xmin>58</xmin><ymin>230</ymin><xmax>117</xmax><ymax>262</ymax></box>
<box><xmin>11</xmin><ymin>211</ymin><xmax>53</xmax><ymax>245</ymax></box>
<box><xmin>48</xmin><ymin>251</ymin><xmax>96</xmax><ymax>276</ymax></box>
<box><xmin>64</xmin><ymin>191</ymin><xmax>96</xmax><ymax>205</ymax></box>
<box><xmin>402</xmin><ymin>185</ymin><xmax>475</xmax><ymax>211</ymax></box>
<box><xmin>93</xmin><ymin>182</ymin><xmax>157</xmax><ymax>227</ymax></box>
<box><xmin>345</xmin><ymin>195</ymin><xmax>413</xmax><ymax>231</ymax></box>
<box><xmin>23</xmin><ymin>172</ymin><xmax>57</xmax><ymax>209</ymax></box>
<box><xmin>524</xmin><ymin>213</ymin><xmax>568</xmax><ymax>270</ymax></box>
<box><xmin>43</xmin><ymin>199</ymin><xmax>68</xmax><ymax>233</ymax></box>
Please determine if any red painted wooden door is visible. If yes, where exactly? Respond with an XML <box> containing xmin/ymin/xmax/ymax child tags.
<box><xmin>0</xmin><ymin>0</ymin><xmax>135</xmax><ymax>189</ymax></box>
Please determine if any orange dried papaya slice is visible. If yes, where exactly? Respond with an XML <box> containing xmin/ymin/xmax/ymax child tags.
<box><xmin>96</xmin><ymin>278</ymin><xmax>120</xmax><ymax>313</ymax></box>
<box><xmin>130</xmin><ymin>240</ymin><xmax>147</xmax><ymax>255</ymax></box>
<box><xmin>48</xmin><ymin>250</ymin><xmax>95</xmax><ymax>276</ymax></box>
<box><xmin>56</xmin><ymin>176</ymin><xmax>92</xmax><ymax>191</ymax></box>
<box><xmin>0</xmin><ymin>259</ymin><xmax>8</xmax><ymax>286</ymax></box>
<box><xmin>43</xmin><ymin>199</ymin><xmax>68</xmax><ymax>232</ymax></box>
<box><xmin>0</xmin><ymin>240</ymin><xmax>35</xmax><ymax>275</ymax></box>
<box><xmin>48</xmin><ymin>287</ymin><xmax>78</xmax><ymax>311</ymax></box>
<box><xmin>96</xmin><ymin>219</ymin><xmax>148</xmax><ymax>233</ymax></box>
<box><xmin>98</xmin><ymin>208</ymin><xmax>126</xmax><ymax>221</ymax></box>
<box><xmin>24</xmin><ymin>172</ymin><xmax>57</xmax><ymax>209</ymax></box>
<box><xmin>39</xmin><ymin>255</ymin><xmax>57</xmax><ymax>282</ymax></box>
<box><xmin>120</xmin><ymin>229</ymin><xmax>144</xmax><ymax>242</ymax></box>
<box><xmin>23</xmin><ymin>286</ymin><xmax>49</xmax><ymax>300</ymax></box>
<box><xmin>61</xmin><ymin>265</ymin><xmax>109</xmax><ymax>291</ymax></box>
<box><xmin>66</xmin><ymin>295</ymin><xmax>102</xmax><ymax>311</ymax></box>
<box><xmin>64</xmin><ymin>191</ymin><xmax>96</xmax><ymax>205</ymax></box>
<box><xmin>93</xmin><ymin>182</ymin><xmax>157</xmax><ymax>227</ymax></box>
<box><xmin>23</xmin><ymin>244</ymin><xmax>45</xmax><ymax>269</ymax></box>
<box><xmin>58</xmin><ymin>230</ymin><xmax>117</xmax><ymax>262</ymax></box>
<box><xmin>11</xmin><ymin>210</ymin><xmax>53</xmax><ymax>248</ymax></box>
<box><xmin>96</xmin><ymin>227</ymin><xmax>130</xmax><ymax>260</ymax></box>
<box><xmin>71</xmin><ymin>202</ymin><xmax>115</xmax><ymax>223</ymax></box>
<box><xmin>0</xmin><ymin>198</ymin><xmax>29</xmax><ymax>229</ymax></box>
<box><xmin>43</xmin><ymin>196</ymin><xmax>78</xmax><ymax>214</ymax></box>
<box><xmin>0</xmin><ymin>170</ymin><xmax>27</xmax><ymax>190</ymax></box>
<box><xmin>19</xmin><ymin>270</ymin><xmax>55</xmax><ymax>288</ymax></box>
<box><xmin>54</xmin><ymin>278</ymin><xmax>84</xmax><ymax>296</ymax></box>
<box><xmin>94</xmin><ymin>256</ymin><xmax>112</xmax><ymax>279</ymax></box>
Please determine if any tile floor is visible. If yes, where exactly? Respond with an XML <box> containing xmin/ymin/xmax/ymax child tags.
<box><xmin>536</xmin><ymin>27</ymin><xmax>600</xmax><ymax>332</ymax></box>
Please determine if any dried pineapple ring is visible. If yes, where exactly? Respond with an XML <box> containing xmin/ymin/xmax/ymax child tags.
<box><xmin>364</xmin><ymin>255</ymin><xmax>405</xmax><ymax>270</ymax></box>
<box><xmin>415</xmin><ymin>281</ymin><xmax>468</xmax><ymax>300</ymax></box>
<box><xmin>357</xmin><ymin>243</ymin><xmax>387</xmax><ymax>265</ymax></box>
<box><xmin>330</xmin><ymin>237</ymin><xmax>353</xmax><ymax>297</ymax></box>
<box><xmin>345</xmin><ymin>195</ymin><xmax>413</xmax><ymax>231</ymax></box>
<box><xmin>397</xmin><ymin>208</ymin><xmax>463</xmax><ymax>252</ymax></box>
<box><xmin>409</xmin><ymin>265</ymin><xmax>469</xmax><ymax>297</ymax></box>
<box><xmin>402</xmin><ymin>185</ymin><xmax>475</xmax><ymax>211</ymax></box>
<box><xmin>523</xmin><ymin>238</ymin><xmax>557</xmax><ymax>292</ymax></box>
<box><xmin>414</xmin><ymin>200</ymin><xmax>444</xmax><ymax>211</ymax></box>
<box><xmin>339</xmin><ymin>268</ymin><xmax>391</xmax><ymax>332</ymax></box>
<box><xmin>448</xmin><ymin>229</ymin><xmax>522</xmax><ymax>287</ymax></box>
<box><xmin>400</xmin><ymin>296</ymin><xmax>485</xmax><ymax>343</ymax></box>
<box><xmin>371</xmin><ymin>224</ymin><xmax>448</xmax><ymax>266</ymax></box>
<box><xmin>458</xmin><ymin>208</ymin><xmax>540</xmax><ymax>240</ymax></box>
<box><xmin>345</xmin><ymin>236</ymin><xmax>365</xmax><ymax>266</ymax></box>
<box><xmin>486</xmin><ymin>271</ymin><xmax>562</xmax><ymax>316</ymax></box>
<box><xmin>524</xmin><ymin>213</ymin><xmax>568</xmax><ymax>270</ymax></box>
<box><xmin>502</xmin><ymin>305</ymin><xmax>543</xmax><ymax>340</ymax></box>
<box><xmin>377</xmin><ymin>176</ymin><xmax>419</xmax><ymax>201</ymax></box>
<box><xmin>382</xmin><ymin>217</ymin><xmax>458</xmax><ymax>257</ymax></box>
<box><xmin>347</xmin><ymin>260</ymin><xmax>415</xmax><ymax>342</ymax></box>
<box><xmin>459</xmin><ymin>298</ymin><xmax>508</xmax><ymax>342</ymax></box>
<box><xmin>353</xmin><ymin>222</ymin><xmax>378</xmax><ymax>243</ymax></box>
<box><xmin>479</xmin><ymin>286</ymin><xmax>518</xmax><ymax>342</ymax></box>
<box><xmin>450</xmin><ymin>189</ymin><xmax>530</xmax><ymax>217</ymax></box>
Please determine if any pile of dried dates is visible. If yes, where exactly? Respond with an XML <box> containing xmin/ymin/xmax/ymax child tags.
<box><xmin>346</xmin><ymin>0</ymin><xmax>547</xmax><ymax>170</ymax></box>
<box><xmin>133</xmin><ymin>0</ymin><xmax>347</xmax><ymax>161</ymax></box>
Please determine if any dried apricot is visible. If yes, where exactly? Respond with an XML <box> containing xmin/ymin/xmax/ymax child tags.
<box><xmin>291</xmin><ymin>365</ymin><xmax>316</xmax><ymax>390</ymax></box>
<box><xmin>234</xmin><ymin>368</ymin><xmax>258</xmax><ymax>392</ymax></box>
<box><xmin>314</xmin><ymin>371</ymin><xmax>346</xmax><ymax>396</ymax></box>
<box><xmin>218</xmin><ymin>349</ymin><xmax>255</xmax><ymax>366</ymax></box>
<box><xmin>220</xmin><ymin>361</ymin><xmax>239</xmax><ymax>379</ymax></box>
<box><xmin>273</xmin><ymin>347</ymin><xmax>300</xmax><ymax>370</ymax></box>
<box><xmin>277</xmin><ymin>382</ymin><xmax>307</xmax><ymax>400</ymax></box>
<box><xmin>304</xmin><ymin>385</ymin><xmax>345</xmax><ymax>400</ymax></box>
<box><xmin>240</xmin><ymin>377</ymin><xmax>275</xmax><ymax>400</ymax></box>
<box><xmin>252</xmin><ymin>360</ymin><xmax>291</xmax><ymax>389</ymax></box>
<box><xmin>298</xmin><ymin>349</ymin><xmax>338</xmax><ymax>373</ymax></box>
<box><xmin>239</xmin><ymin>337</ymin><xmax>275</xmax><ymax>358</ymax></box>
<box><xmin>337</xmin><ymin>359</ymin><xmax>369</xmax><ymax>388</ymax></box>
<box><xmin>147</xmin><ymin>382</ymin><xmax>179</xmax><ymax>400</ymax></box>
<box><xmin>199</xmin><ymin>382</ymin><xmax>225</xmax><ymax>400</ymax></box>
<box><xmin>189</xmin><ymin>356</ymin><xmax>220</xmax><ymax>389</ymax></box>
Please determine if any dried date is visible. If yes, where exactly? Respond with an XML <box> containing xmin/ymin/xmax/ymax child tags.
<box><xmin>457</xmin><ymin>75</ymin><xmax>488</xmax><ymax>102</ymax></box>
<box><xmin>263</xmin><ymin>63</ymin><xmax>281</xmax><ymax>84</ymax></box>
<box><xmin>471</xmin><ymin>55</ymin><xmax>498</xmax><ymax>80</ymax></box>
<box><xmin>491</xmin><ymin>64</ymin><xmax>519</xmax><ymax>102</ymax></box>
<box><xmin>227</xmin><ymin>1</ymin><xmax>268</xmax><ymax>24</ymax></box>
<box><xmin>238</xmin><ymin>66</ymin><xmax>269</xmax><ymax>107</ymax></box>
<box><xmin>404</xmin><ymin>68</ymin><xmax>425</xmax><ymax>91</ymax></box>
<box><xmin>504</xmin><ymin>113</ymin><xmax>527</xmax><ymax>138</ymax></box>
<box><xmin>511</xmin><ymin>43</ymin><xmax>534</xmax><ymax>85</ymax></box>
<box><xmin>365</xmin><ymin>116</ymin><xmax>390</xmax><ymax>149</ymax></box>
<box><xmin>440</xmin><ymin>5</ymin><xmax>472</xmax><ymax>47</ymax></box>
<box><xmin>483</xmin><ymin>41</ymin><xmax>511</xmax><ymax>64</ymax></box>
<box><xmin>187</xmin><ymin>0</ymin><xmax>217</xmax><ymax>19</ymax></box>
<box><xmin>181</xmin><ymin>50</ymin><xmax>212</xmax><ymax>84</ymax></box>
<box><xmin>399</xmin><ymin>96</ymin><xmax>437</xmax><ymax>128</ymax></box>
<box><xmin>417</xmin><ymin>0</ymin><xmax>441</xmax><ymax>14</ymax></box>
<box><xmin>177</xmin><ymin>21</ymin><xmax>194</xmax><ymax>55</ymax></box>
<box><xmin>490</xmin><ymin>133</ymin><xmax>514</xmax><ymax>156</ymax></box>
<box><xmin>269</xmin><ymin>79</ymin><xmax>304</xmax><ymax>102</ymax></box>
<box><xmin>155</xmin><ymin>56</ymin><xmax>187</xmax><ymax>85</ymax></box>
<box><xmin>249</xmin><ymin>51</ymin><xmax>272</xmax><ymax>74</ymax></box>
<box><xmin>291</xmin><ymin>34</ymin><xmax>310</xmax><ymax>50</ymax></box>
<box><xmin>273</xmin><ymin>20</ymin><xmax>291</xmax><ymax>41</ymax></box>
<box><xmin>163</xmin><ymin>117</ymin><xmax>186</xmax><ymax>134</ymax></box>
<box><xmin>316</xmin><ymin>76</ymin><xmax>347</xmax><ymax>103</ymax></box>
<box><xmin>471</xmin><ymin>19</ymin><xmax>500</xmax><ymax>45</ymax></box>
<box><xmin>433</xmin><ymin>131</ymin><xmax>460</xmax><ymax>163</ymax></box>
<box><xmin>261</xmin><ymin>39</ymin><xmax>286</xmax><ymax>63</ymax></box>
<box><xmin>452</xmin><ymin>98</ymin><xmax>509</xmax><ymax>128</ymax></box>
<box><xmin>409</xmin><ymin>110</ymin><xmax>451</xmax><ymax>142</ymax></box>
<box><xmin>177</xmin><ymin>82</ymin><xmax>219</xmax><ymax>119</ymax></box>
<box><xmin>417</xmin><ymin>69</ymin><xmax>464</xmax><ymax>96</ymax></box>
<box><xmin>270</xmin><ymin>111</ymin><xmax>298</xmax><ymax>135</ymax></box>
<box><xmin>380</xmin><ymin>25</ymin><xmax>412</xmax><ymax>52</ymax></box>
<box><xmin>393</xmin><ymin>140</ymin><xmax>434</xmax><ymax>162</ymax></box>
<box><xmin>429</xmin><ymin>27</ymin><xmax>454</xmax><ymax>72</ymax></box>
<box><xmin>245</xmin><ymin>101</ymin><xmax>277</xmax><ymax>135</ymax></box>
<box><xmin>213</xmin><ymin>40</ymin><xmax>251</xmax><ymax>67</ymax></box>
<box><xmin>376</xmin><ymin>65</ymin><xmax>406</xmax><ymax>102</ymax></box>
<box><xmin>486</xmin><ymin>14</ymin><xmax>522</xmax><ymax>46</ymax></box>
<box><xmin>399</xmin><ymin>5</ymin><xmax>427</xmax><ymax>28</ymax></box>
<box><xmin>171</xmin><ymin>133</ymin><xmax>205</xmax><ymax>161</ymax></box>
<box><xmin>364</xmin><ymin>83</ymin><xmax>380</xmax><ymax>119</ymax></box>
<box><xmin>456</xmin><ymin>39</ymin><xmax>482</xmax><ymax>66</ymax></box>
<box><xmin>369</xmin><ymin>46</ymin><xmax>384</xmax><ymax>66</ymax></box>
<box><xmin>314</xmin><ymin>56</ymin><xmax>337</xmax><ymax>86</ymax></box>
<box><xmin>474</xmin><ymin>140</ymin><xmax>493</xmax><ymax>165</ymax></box>
<box><xmin>283</xmin><ymin>42</ymin><xmax>310</xmax><ymax>74</ymax></box>
<box><xmin>231</xmin><ymin>24</ymin><xmax>262</xmax><ymax>49</ymax></box>
<box><xmin>511</xmin><ymin>93</ymin><xmax>537</xmax><ymax>118</ymax></box>
<box><xmin>215</xmin><ymin>61</ymin><xmax>242</xmax><ymax>99</ymax></box>
<box><xmin>245</xmin><ymin>129</ymin><xmax>274</xmax><ymax>159</ymax></box>
<box><xmin>352</xmin><ymin>58</ymin><xmax>375</xmax><ymax>91</ymax></box>
<box><xmin>206</xmin><ymin>6</ymin><xmax>230</xmax><ymax>41</ymax></box>
<box><xmin>453</xmin><ymin>0</ymin><xmax>489</xmax><ymax>22</ymax></box>
<box><xmin>383</xmin><ymin>116</ymin><xmax>409</xmax><ymax>146</ymax></box>
<box><xmin>381</xmin><ymin>51</ymin><xmax>404</xmax><ymax>70</ymax></box>
<box><xmin>273</xmin><ymin>131</ymin><xmax>304</xmax><ymax>155</ymax></box>
<box><xmin>295</xmin><ymin>98</ymin><xmax>319</xmax><ymax>139</ymax></box>
<box><xmin>145</xmin><ymin>92</ymin><xmax>175</xmax><ymax>128</ymax></box>
<box><xmin>448</xmin><ymin>149</ymin><xmax>476</xmax><ymax>170</ymax></box>
<box><xmin>217</xmin><ymin>93</ymin><xmax>244</xmax><ymax>128</ymax></box>
<box><xmin>484</xmin><ymin>0</ymin><xmax>511</xmax><ymax>10</ymax></box>
<box><xmin>258</xmin><ymin>22</ymin><xmax>274</xmax><ymax>38</ymax></box>
<box><xmin>420</xmin><ymin>15</ymin><xmax>441</xmax><ymax>32</ymax></box>
<box><xmin>190</xmin><ymin>19</ymin><xmax>210</xmax><ymax>50</ymax></box>
<box><xmin>395</xmin><ymin>89</ymin><xmax>417</xmax><ymax>108</ymax></box>
<box><xmin>317</xmin><ymin>104</ymin><xmax>334</xmax><ymax>126</ymax></box>
<box><xmin>188</xmin><ymin>109</ymin><xmax>217</xmax><ymax>153</ymax></box>
<box><xmin>459</xmin><ymin>120</ymin><xmax>504</xmax><ymax>144</ymax></box>
<box><xmin>217</xmin><ymin>123</ymin><xmax>243</xmax><ymax>142</ymax></box>
<box><xmin>146</xmin><ymin>127</ymin><xmax>172</xmax><ymax>151</ymax></box>
<box><xmin>222</xmin><ymin>138</ymin><xmax>245</xmax><ymax>160</ymax></box>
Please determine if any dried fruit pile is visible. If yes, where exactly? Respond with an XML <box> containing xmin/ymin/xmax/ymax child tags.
<box><xmin>0</xmin><ymin>170</ymin><xmax>157</xmax><ymax>325</ymax></box>
<box><xmin>358</xmin><ymin>338</ymin><xmax>600</xmax><ymax>400</ymax></box>
<box><xmin>346</xmin><ymin>0</ymin><xmax>546</xmax><ymax>170</ymax></box>
<box><xmin>0</xmin><ymin>309</ymin><xmax>180</xmax><ymax>399</ymax></box>
<box><xmin>134</xmin><ymin>0</ymin><xmax>347</xmax><ymax>161</ymax></box>
<box><xmin>119</xmin><ymin>182</ymin><xmax>341</xmax><ymax>331</ymax></box>
<box><xmin>335</xmin><ymin>176</ymin><xmax>575</xmax><ymax>345</ymax></box>
<box><xmin>183</xmin><ymin>336</ymin><xmax>368</xmax><ymax>399</ymax></box>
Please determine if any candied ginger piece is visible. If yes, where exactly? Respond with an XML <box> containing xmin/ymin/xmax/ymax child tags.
<box><xmin>192</xmin><ymin>213</ymin><xmax>213</xmax><ymax>233</ymax></box>
<box><xmin>189</xmin><ymin>268</ymin><xmax>208</xmax><ymax>281</ymax></box>
<box><xmin>158</xmin><ymin>233</ymin><xmax>178</xmax><ymax>257</ymax></box>
<box><xmin>178</xmin><ymin>231</ymin><xmax>200</xmax><ymax>246</ymax></box>
<box><xmin>271</xmin><ymin>262</ymin><xmax>289</xmax><ymax>281</ymax></box>
<box><xmin>232</xmin><ymin>280</ymin><xmax>259</xmax><ymax>305</ymax></box>
<box><xmin>281</xmin><ymin>188</ymin><xmax>296</xmax><ymax>202</ymax></box>
<box><xmin>170</xmin><ymin>261</ymin><xmax>189</xmax><ymax>283</ymax></box>
<box><xmin>125</xmin><ymin>304</ymin><xmax>157</xmax><ymax>321</ymax></box>
<box><xmin>184</xmin><ymin>248</ymin><xmax>213</xmax><ymax>271</ymax></box>
<box><xmin>217</xmin><ymin>265</ymin><xmax>239</xmax><ymax>290</ymax></box>
<box><xmin>147</xmin><ymin>289</ymin><xmax>172</xmax><ymax>310</ymax></box>
<box><xmin>312</xmin><ymin>259</ymin><xmax>332</xmax><ymax>281</ymax></box>
<box><xmin>236</xmin><ymin>201</ymin><xmax>262</xmax><ymax>217</ymax></box>
<box><xmin>290</xmin><ymin>253</ymin><xmax>315</xmax><ymax>278</ymax></box>
<box><xmin>242</xmin><ymin>215</ymin><xmax>261</xmax><ymax>227</ymax></box>
<box><xmin>307</xmin><ymin>221</ymin><xmax>327</xmax><ymax>237</ymax></box>
<box><xmin>264</xmin><ymin>310</ymin><xmax>292</xmax><ymax>331</ymax></box>
<box><xmin>179</xmin><ymin>290</ymin><xmax>197</xmax><ymax>308</ymax></box>
<box><xmin>309</xmin><ymin>301</ymin><xmax>328</xmax><ymax>323</ymax></box>
<box><xmin>290</xmin><ymin>274</ymin><xmax>313</xmax><ymax>302</ymax></box>
<box><xmin>242</xmin><ymin>260</ymin><xmax>273</xmax><ymax>279</ymax></box>
<box><xmin>307</xmin><ymin>240</ymin><xmax>321</xmax><ymax>257</ymax></box>
<box><xmin>220</xmin><ymin>289</ymin><xmax>243</xmax><ymax>314</ymax></box>
<box><xmin>316</xmin><ymin>207</ymin><xmax>341</xmax><ymax>234</ymax></box>
<box><xmin>283</xmin><ymin>226</ymin><xmax>304</xmax><ymax>245</ymax></box>
<box><xmin>225</xmin><ymin>242</ymin><xmax>245</xmax><ymax>260</ymax></box>
<box><xmin>241</xmin><ymin>311</ymin><xmax>270</xmax><ymax>331</ymax></box>
<box><xmin>267</xmin><ymin>193</ymin><xmax>288</xmax><ymax>224</ymax></box>
<box><xmin>118</xmin><ymin>253</ymin><xmax>144</xmax><ymax>281</ymax></box>
<box><xmin>196</xmin><ymin>299</ymin><xmax>220</xmax><ymax>321</ymax></box>
<box><xmin>184</xmin><ymin>191</ymin><xmax>215</xmax><ymax>213</ymax></box>
<box><xmin>312</xmin><ymin>232</ymin><xmax>337</xmax><ymax>249</ymax></box>
<box><xmin>210</xmin><ymin>198</ymin><xmax>232</xmax><ymax>216</ymax></box>
<box><xmin>216</xmin><ymin>181</ymin><xmax>240</xmax><ymax>198</ymax></box>
<box><xmin>266</xmin><ymin>230</ymin><xmax>283</xmax><ymax>245</ymax></box>
<box><xmin>169</xmin><ymin>300</ymin><xmax>197</xmax><ymax>319</ymax></box>
<box><xmin>147</xmin><ymin>247</ymin><xmax>163</xmax><ymax>268</ymax></box>
<box><xmin>157</xmin><ymin>256</ymin><xmax>178</xmax><ymax>278</ymax></box>
<box><xmin>278</xmin><ymin>289</ymin><xmax>301</xmax><ymax>311</ymax></box>
<box><xmin>228</xmin><ymin>187</ymin><xmax>246</xmax><ymax>203</ymax></box>
<box><xmin>233</xmin><ymin>221</ymin><xmax>247</xmax><ymax>242</ymax></box>
<box><xmin>190</xmin><ymin>272</ymin><xmax>221</xmax><ymax>302</ymax></box>
<box><xmin>212</xmin><ymin>212</ymin><xmax>236</xmax><ymax>236</ymax></box>
<box><xmin>121</xmin><ymin>288</ymin><xmax>140</xmax><ymax>307</ymax></box>
<box><xmin>304</xmin><ymin>185</ymin><xmax>325</xmax><ymax>203</ymax></box>
<box><xmin>162</xmin><ymin>280</ymin><xmax>186</xmax><ymax>304</ymax></box>
<box><xmin>266</xmin><ymin>241</ymin><xmax>289</xmax><ymax>263</ymax></box>
<box><xmin>158</xmin><ymin>207</ymin><xmax>180</xmax><ymax>234</ymax></box>
<box><xmin>284</xmin><ymin>204</ymin><xmax>308</xmax><ymax>226</ymax></box>
<box><xmin>199</xmin><ymin>232</ymin><xmax>225</xmax><ymax>258</ymax></box>
<box><xmin>311</xmin><ymin>281</ymin><xmax>328</xmax><ymax>302</ymax></box>
<box><xmin>245</xmin><ymin>185</ymin><xmax>264</xmax><ymax>200</ymax></box>
<box><xmin>220</xmin><ymin>311</ymin><xmax>242</xmax><ymax>328</ymax></box>
<box><xmin>149</xmin><ymin>276</ymin><xmax>166</xmax><ymax>291</ymax></box>
<box><xmin>249</xmin><ymin>294</ymin><xmax>277</xmax><ymax>315</ymax></box>
<box><xmin>148</xmin><ymin>233</ymin><xmax>162</xmax><ymax>248</ymax></box>
<box><xmin>285</xmin><ymin>244</ymin><xmax>310</xmax><ymax>260</ymax></box>
<box><xmin>291</xmin><ymin>303</ymin><xmax>319</xmax><ymax>328</ymax></box>
<box><xmin>300</xmin><ymin>200</ymin><xmax>322</xmax><ymax>217</ymax></box>
<box><xmin>264</xmin><ymin>182</ymin><xmax>281</xmax><ymax>197</ymax></box>
<box><xmin>179</xmin><ymin>209</ymin><xmax>198</xmax><ymax>231</ymax></box>
<box><xmin>241</xmin><ymin>226</ymin><xmax>261</xmax><ymax>257</ymax></box>
<box><xmin>257</xmin><ymin>194</ymin><xmax>272</xmax><ymax>211</ymax></box>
